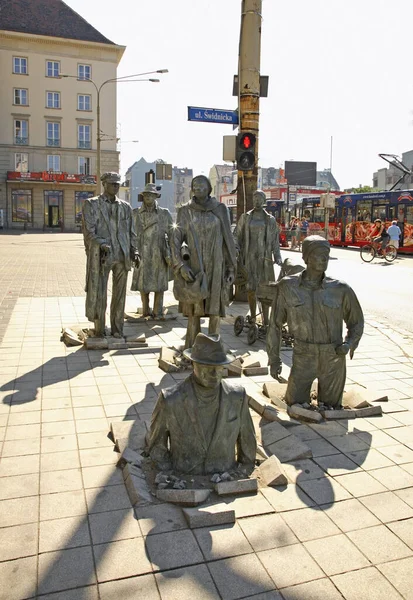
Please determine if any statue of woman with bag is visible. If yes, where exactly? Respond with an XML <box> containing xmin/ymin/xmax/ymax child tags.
<box><xmin>172</xmin><ymin>175</ymin><xmax>237</xmax><ymax>349</ymax></box>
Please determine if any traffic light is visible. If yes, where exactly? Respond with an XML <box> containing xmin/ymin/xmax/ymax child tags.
<box><xmin>236</xmin><ymin>132</ymin><xmax>256</xmax><ymax>171</ymax></box>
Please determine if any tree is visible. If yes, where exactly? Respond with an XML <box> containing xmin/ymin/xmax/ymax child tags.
<box><xmin>344</xmin><ymin>185</ymin><xmax>376</xmax><ymax>193</ymax></box>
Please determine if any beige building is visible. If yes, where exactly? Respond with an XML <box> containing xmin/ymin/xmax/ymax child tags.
<box><xmin>0</xmin><ymin>0</ymin><xmax>125</xmax><ymax>230</ymax></box>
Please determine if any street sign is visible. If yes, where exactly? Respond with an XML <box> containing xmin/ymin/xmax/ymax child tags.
<box><xmin>188</xmin><ymin>106</ymin><xmax>239</xmax><ymax>125</ymax></box>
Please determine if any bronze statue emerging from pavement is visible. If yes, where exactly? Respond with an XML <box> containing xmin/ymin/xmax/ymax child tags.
<box><xmin>82</xmin><ymin>172</ymin><xmax>138</xmax><ymax>338</ymax></box>
<box><xmin>131</xmin><ymin>183</ymin><xmax>173</xmax><ymax>319</ymax></box>
<box><xmin>148</xmin><ymin>333</ymin><xmax>257</xmax><ymax>474</ymax></box>
<box><xmin>171</xmin><ymin>175</ymin><xmax>237</xmax><ymax>349</ymax></box>
<box><xmin>236</xmin><ymin>189</ymin><xmax>282</xmax><ymax>327</ymax></box>
<box><xmin>267</xmin><ymin>235</ymin><xmax>364</xmax><ymax>410</ymax></box>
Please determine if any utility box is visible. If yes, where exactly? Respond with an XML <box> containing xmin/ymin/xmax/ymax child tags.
<box><xmin>320</xmin><ymin>193</ymin><xmax>336</xmax><ymax>209</ymax></box>
<box><xmin>223</xmin><ymin>135</ymin><xmax>237</xmax><ymax>162</ymax></box>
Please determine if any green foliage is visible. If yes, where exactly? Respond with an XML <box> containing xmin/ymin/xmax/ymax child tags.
<box><xmin>344</xmin><ymin>185</ymin><xmax>376</xmax><ymax>193</ymax></box>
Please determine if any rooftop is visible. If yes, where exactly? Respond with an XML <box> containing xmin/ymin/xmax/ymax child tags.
<box><xmin>0</xmin><ymin>0</ymin><xmax>116</xmax><ymax>45</ymax></box>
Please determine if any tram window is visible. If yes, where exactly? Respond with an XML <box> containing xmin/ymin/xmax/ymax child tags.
<box><xmin>372</xmin><ymin>205</ymin><xmax>386</xmax><ymax>221</ymax></box>
<box><xmin>406</xmin><ymin>206</ymin><xmax>413</xmax><ymax>224</ymax></box>
<box><xmin>313</xmin><ymin>209</ymin><xmax>324</xmax><ymax>223</ymax></box>
<box><xmin>397</xmin><ymin>205</ymin><xmax>405</xmax><ymax>223</ymax></box>
<box><xmin>357</xmin><ymin>201</ymin><xmax>372</xmax><ymax>222</ymax></box>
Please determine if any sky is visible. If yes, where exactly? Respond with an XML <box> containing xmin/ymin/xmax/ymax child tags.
<box><xmin>66</xmin><ymin>0</ymin><xmax>413</xmax><ymax>189</ymax></box>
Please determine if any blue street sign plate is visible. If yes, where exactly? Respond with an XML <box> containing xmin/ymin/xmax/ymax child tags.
<box><xmin>187</xmin><ymin>106</ymin><xmax>239</xmax><ymax>125</ymax></box>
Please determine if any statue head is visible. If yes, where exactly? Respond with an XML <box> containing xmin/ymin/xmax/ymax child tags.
<box><xmin>253</xmin><ymin>189</ymin><xmax>266</xmax><ymax>209</ymax></box>
<box><xmin>101</xmin><ymin>172</ymin><xmax>121</xmax><ymax>200</ymax></box>
<box><xmin>191</xmin><ymin>175</ymin><xmax>212</xmax><ymax>202</ymax></box>
<box><xmin>142</xmin><ymin>183</ymin><xmax>161</xmax><ymax>209</ymax></box>
<box><xmin>184</xmin><ymin>333</ymin><xmax>234</xmax><ymax>389</ymax></box>
<box><xmin>302</xmin><ymin>235</ymin><xmax>330</xmax><ymax>274</ymax></box>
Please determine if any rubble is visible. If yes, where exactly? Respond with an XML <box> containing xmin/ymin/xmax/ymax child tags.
<box><xmin>259</xmin><ymin>455</ymin><xmax>288</xmax><ymax>487</ymax></box>
<box><xmin>288</xmin><ymin>404</ymin><xmax>323</xmax><ymax>423</ymax></box>
<box><xmin>156</xmin><ymin>488</ymin><xmax>211</xmax><ymax>506</ymax></box>
<box><xmin>215</xmin><ymin>478</ymin><xmax>258</xmax><ymax>496</ymax></box>
<box><xmin>182</xmin><ymin>503</ymin><xmax>236</xmax><ymax>528</ymax></box>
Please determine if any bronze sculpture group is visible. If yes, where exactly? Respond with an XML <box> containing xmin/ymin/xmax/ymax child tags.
<box><xmin>82</xmin><ymin>172</ymin><xmax>364</xmax><ymax>476</ymax></box>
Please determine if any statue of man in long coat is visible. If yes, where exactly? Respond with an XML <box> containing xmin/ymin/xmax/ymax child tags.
<box><xmin>131</xmin><ymin>183</ymin><xmax>173</xmax><ymax>319</ymax></box>
<box><xmin>236</xmin><ymin>189</ymin><xmax>282</xmax><ymax>326</ymax></box>
<box><xmin>171</xmin><ymin>175</ymin><xmax>237</xmax><ymax>349</ymax></box>
<box><xmin>82</xmin><ymin>172</ymin><xmax>138</xmax><ymax>337</ymax></box>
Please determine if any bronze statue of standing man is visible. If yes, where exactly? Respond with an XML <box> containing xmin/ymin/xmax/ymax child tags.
<box><xmin>131</xmin><ymin>183</ymin><xmax>173</xmax><ymax>319</ymax></box>
<box><xmin>171</xmin><ymin>175</ymin><xmax>237</xmax><ymax>349</ymax></box>
<box><xmin>82</xmin><ymin>172</ymin><xmax>138</xmax><ymax>338</ymax></box>
<box><xmin>236</xmin><ymin>189</ymin><xmax>282</xmax><ymax>327</ymax></box>
<box><xmin>267</xmin><ymin>235</ymin><xmax>364</xmax><ymax>410</ymax></box>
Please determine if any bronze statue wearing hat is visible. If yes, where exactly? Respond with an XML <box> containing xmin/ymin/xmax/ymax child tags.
<box><xmin>148</xmin><ymin>333</ymin><xmax>257</xmax><ymax>474</ymax></box>
<box><xmin>131</xmin><ymin>183</ymin><xmax>173</xmax><ymax>318</ymax></box>
<box><xmin>82</xmin><ymin>172</ymin><xmax>138</xmax><ymax>337</ymax></box>
<box><xmin>267</xmin><ymin>235</ymin><xmax>364</xmax><ymax>409</ymax></box>
<box><xmin>171</xmin><ymin>175</ymin><xmax>237</xmax><ymax>349</ymax></box>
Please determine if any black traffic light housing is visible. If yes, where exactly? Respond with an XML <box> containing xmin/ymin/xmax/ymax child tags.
<box><xmin>236</xmin><ymin>132</ymin><xmax>256</xmax><ymax>171</ymax></box>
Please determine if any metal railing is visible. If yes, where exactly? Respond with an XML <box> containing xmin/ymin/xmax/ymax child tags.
<box><xmin>15</xmin><ymin>137</ymin><xmax>28</xmax><ymax>145</ymax></box>
<box><xmin>47</xmin><ymin>138</ymin><xmax>60</xmax><ymax>147</ymax></box>
<box><xmin>78</xmin><ymin>140</ymin><xmax>91</xmax><ymax>149</ymax></box>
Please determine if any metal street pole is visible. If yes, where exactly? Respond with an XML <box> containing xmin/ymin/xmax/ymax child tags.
<box><xmin>237</xmin><ymin>0</ymin><xmax>262</xmax><ymax>220</ymax></box>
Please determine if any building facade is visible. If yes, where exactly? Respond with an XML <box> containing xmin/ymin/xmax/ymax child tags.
<box><xmin>373</xmin><ymin>150</ymin><xmax>413</xmax><ymax>191</ymax></box>
<box><xmin>173</xmin><ymin>167</ymin><xmax>193</xmax><ymax>208</ymax></box>
<box><xmin>0</xmin><ymin>0</ymin><xmax>125</xmax><ymax>230</ymax></box>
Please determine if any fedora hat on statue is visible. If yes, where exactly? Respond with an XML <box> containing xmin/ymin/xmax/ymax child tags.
<box><xmin>142</xmin><ymin>183</ymin><xmax>161</xmax><ymax>197</ymax></box>
<box><xmin>183</xmin><ymin>333</ymin><xmax>235</xmax><ymax>366</ymax></box>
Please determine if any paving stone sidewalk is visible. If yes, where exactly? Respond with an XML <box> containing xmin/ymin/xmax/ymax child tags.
<box><xmin>1</xmin><ymin>233</ymin><xmax>413</xmax><ymax>600</ymax></box>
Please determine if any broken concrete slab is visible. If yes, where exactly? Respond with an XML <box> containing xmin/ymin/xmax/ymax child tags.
<box><xmin>321</xmin><ymin>409</ymin><xmax>356</xmax><ymax>420</ymax></box>
<box><xmin>343</xmin><ymin>384</ymin><xmax>388</xmax><ymax>407</ymax></box>
<box><xmin>61</xmin><ymin>327</ymin><xmax>83</xmax><ymax>346</ymax></box>
<box><xmin>124</xmin><ymin>473</ymin><xmax>153</xmax><ymax>505</ymax></box>
<box><xmin>182</xmin><ymin>503</ymin><xmax>236</xmax><ymax>528</ymax></box>
<box><xmin>108</xmin><ymin>342</ymin><xmax>128</xmax><ymax>350</ymax></box>
<box><xmin>241</xmin><ymin>353</ymin><xmax>262</xmax><ymax>369</ymax></box>
<box><xmin>287</xmin><ymin>404</ymin><xmax>323</xmax><ymax>423</ymax></box>
<box><xmin>85</xmin><ymin>337</ymin><xmax>108</xmax><ymax>350</ymax></box>
<box><xmin>266</xmin><ymin>435</ymin><xmax>312</xmax><ymax>463</ymax></box>
<box><xmin>261</xmin><ymin>421</ymin><xmax>291</xmax><ymax>446</ymax></box>
<box><xmin>215</xmin><ymin>479</ymin><xmax>258</xmax><ymax>496</ymax></box>
<box><xmin>126</xmin><ymin>334</ymin><xmax>146</xmax><ymax>343</ymax></box>
<box><xmin>127</xmin><ymin>341</ymin><xmax>149</xmax><ymax>349</ymax></box>
<box><xmin>263</xmin><ymin>381</ymin><xmax>287</xmax><ymax>399</ymax></box>
<box><xmin>355</xmin><ymin>405</ymin><xmax>383</xmax><ymax>418</ymax></box>
<box><xmin>259</xmin><ymin>455</ymin><xmax>288</xmax><ymax>487</ymax></box>
<box><xmin>116</xmin><ymin>446</ymin><xmax>143</xmax><ymax>469</ymax></box>
<box><xmin>111</xmin><ymin>420</ymin><xmax>149</xmax><ymax>453</ymax></box>
<box><xmin>227</xmin><ymin>359</ymin><xmax>243</xmax><ymax>377</ymax></box>
<box><xmin>156</xmin><ymin>488</ymin><xmax>210</xmax><ymax>506</ymax></box>
<box><xmin>247</xmin><ymin>392</ymin><xmax>267</xmax><ymax>415</ymax></box>
<box><xmin>244</xmin><ymin>366</ymin><xmax>269</xmax><ymax>377</ymax></box>
<box><xmin>159</xmin><ymin>358</ymin><xmax>180</xmax><ymax>373</ymax></box>
<box><xmin>122</xmin><ymin>463</ymin><xmax>145</xmax><ymax>481</ymax></box>
<box><xmin>262</xmin><ymin>405</ymin><xmax>281</xmax><ymax>422</ymax></box>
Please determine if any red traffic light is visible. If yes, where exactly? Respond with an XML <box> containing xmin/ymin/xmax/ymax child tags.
<box><xmin>239</xmin><ymin>132</ymin><xmax>256</xmax><ymax>150</ymax></box>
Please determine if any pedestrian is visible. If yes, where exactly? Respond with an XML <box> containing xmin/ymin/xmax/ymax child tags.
<box><xmin>290</xmin><ymin>217</ymin><xmax>298</xmax><ymax>249</ymax></box>
<box><xmin>301</xmin><ymin>217</ymin><xmax>309</xmax><ymax>239</ymax></box>
<box><xmin>387</xmin><ymin>220</ymin><xmax>402</xmax><ymax>249</ymax></box>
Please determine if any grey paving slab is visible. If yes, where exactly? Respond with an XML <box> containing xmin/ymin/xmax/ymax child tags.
<box><xmin>39</xmin><ymin>515</ymin><xmax>91</xmax><ymax>553</ymax></box>
<box><xmin>40</xmin><ymin>489</ymin><xmax>87</xmax><ymax>521</ymax></box>
<box><xmin>135</xmin><ymin>502</ymin><xmax>188</xmax><ymax>536</ymax></box>
<box><xmin>258</xmin><ymin>543</ymin><xmax>324</xmax><ymax>589</ymax></box>
<box><xmin>89</xmin><ymin>508</ymin><xmax>142</xmax><ymax>545</ymax></box>
<box><xmin>223</xmin><ymin>491</ymin><xmax>275</xmax><ymax>519</ymax></box>
<box><xmin>85</xmin><ymin>484</ymin><xmax>131</xmax><ymax>514</ymax></box>
<box><xmin>347</xmin><ymin>525</ymin><xmax>413</xmax><ymax>564</ymax></box>
<box><xmin>0</xmin><ymin>522</ymin><xmax>38</xmax><ymax>561</ymax></box>
<box><xmin>93</xmin><ymin>537</ymin><xmax>152</xmax><ymax>582</ymax></box>
<box><xmin>280</xmin><ymin>578</ymin><xmax>346</xmax><ymax>600</ymax></box>
<box><xmin>0</xmin><ymin>555</ymin><xmax>37</xmax><ymax>600</ymax></box>
<box><xmin>208</xmin><ymin>553</ymin><xmax>276</xmax><ymax>600</ymax></box>
<box><xmin>359</xmin><ymin>491</ymin><xmax>413</xmax><ymax>523</ymax></box>
<box><xmin>38</xmin><ymin>546</ymin><xmax>96</xmax><ymax>595</ymax></box>
<box><xmin>281</xmin><ymin>506</ymin><xmax>340</xmax><ymax>542</ymax></box>
<box><xmin>332</xmin><ymin>566</ymin><xmax>404</xmax><ymax>600</ymax></box>
<box><xmin>40</xmin><ymin>586</ymin><xmax>99</xmax><ymax>600</ymax></box>
<box><xmin>194</xmin><ymin>522</ymin><xmax>253</xmax><ymax>560</ymax></box>
<box><xmin>387</xmin><ymin>518</ymin><xmax>413</xmax><ymax>550</ymax></box>
<box><xmin>319</xmin><ymin>498</ymin><xmax>380</xmax><ymax>532</ymax></box>
<box><xmin>369</xmin><ymin>465</ymin><xmax>413</xmax><ymax>491</ymax></box>
<box><xmin>99</xmin><ymin>574</ymin><xmax>160</xmax><ymax>600</ymax></box>
<box><xmin>155</xmin><ymin>564</ymin><xmax>220</xmax><ymax>600</ymax></box>
<box><xmin>378</xmin><ymin>557</ymin><xmax>413</xmax><ymax>599</ymax></box>
<box><xmin>334</xmin><ymin>471</ymin><xmax>387</xmax><ymax>497</ymax></box>
<box><xmin>304</xmin><ymin>533</ymin><xmax>370</xmax><ymax>575</ymax></box>
<box><xmin>238</xmin><ymin>513</ymin><xmax>298</xmax><ymax>552</ymax></box>
<box><xmin>261</xmin><ymin>484</ymin><xmax>316</xmax><ymax>512</ymax></box>
<box><xmin>296</xmin><ymin>476</ymin><xmax>351</xmax><ymax>506</ymax></box>
<box><xmin>146</xmin><ymin>529</ymin><xmax>204</xmax><ymax>571</ymax></box>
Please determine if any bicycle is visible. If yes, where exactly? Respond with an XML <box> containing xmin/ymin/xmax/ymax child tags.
<box><xmin>360</xmin><ymin>241</ymin><xmax>397</xmax><ymax>263</ymax></box>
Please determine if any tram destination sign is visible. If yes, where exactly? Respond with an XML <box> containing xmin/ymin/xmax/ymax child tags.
<box><xmin>188</xmin><ymin>106</ymin><xmax>239</xmax><ymax>125</ymax></box>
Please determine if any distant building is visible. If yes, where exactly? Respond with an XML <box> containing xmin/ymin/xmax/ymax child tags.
<box><xmin>209</xmin><ymin>164</ymin><xmax>235</xmax><ymax>202</ymax></box>
<box><xmin>373</xmin><ymin>150</ymin><xmax>413</xmax><ymax>190</ymax></box>
<box><xmin>316</xmin><ymin>168</ymin><xmax>340</xmax><ymax>191</ymax></box>
<box><xmin>173</xmin><ymin>167</ymin><xmax>193</xmax><ymax>207</ymax></box>
<box><xmin>125</xmin><ymin>158</ymin><xmax>192</xmax><ymax>217</ymax></box>
<box><xmin>0</xmin><ymin>0</ymin><xmax>125</xmax><ymax>230</ymax></box>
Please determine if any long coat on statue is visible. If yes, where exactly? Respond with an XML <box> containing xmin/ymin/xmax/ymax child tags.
<box><xmin>131</xmin><ymin>202</ymin><xmax>173</xmax><ymax>293</ymax></box>
<box><xmin>147</xmin><ymin>376</ymin><xmax>257</xmax><ymax>474</ymax></box>
<box><xmin>171</xmin><ymin>197</ymin><xmax>237</xmax><ymax>317</ymax></box>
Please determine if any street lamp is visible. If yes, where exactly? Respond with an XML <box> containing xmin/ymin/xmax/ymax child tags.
<box><xmin>60</xmin><ymin>69</ymin><xmax>168</xmax><ymax>190</ymax></box>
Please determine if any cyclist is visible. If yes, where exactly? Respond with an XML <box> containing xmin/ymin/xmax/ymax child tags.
<box><xmin>370</xmin><ymin>219</ymin><xmax>390</xmax><ymax>253</ymax></box>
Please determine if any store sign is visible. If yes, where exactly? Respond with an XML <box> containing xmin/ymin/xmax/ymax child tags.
<box><xmin>7</xmin><ymin>171</ymin><xmax>96</xmax><ymax>184</ymax></box>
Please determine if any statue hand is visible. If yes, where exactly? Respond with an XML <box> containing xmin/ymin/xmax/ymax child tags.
<box><xmin>180</xmin><ymin>264</ymin><xmax>195</xmax><ymax>283</ymax></box>
<box><xmin>225</xmin><ymin>268</ymin><xmax>235</xmax><ymax>285</ymax></box>
<box><xmin>101</xmin><ymin>243</ymin><xmax>111</xmax><ymax>252</ymax></box>
<box><xmin>133</xmin><ymin>252</ymin><xmax>141</xmax><ymax>268</ymax></box>
<box><xmin>270</xmin><ymin>361</ymin><xmax>282</xmax><ymax>379</ymax></box>
<box><xmin>335</xmin><ymin>342</ymin><xmax>350</xmax><ymax>356</ymax></box>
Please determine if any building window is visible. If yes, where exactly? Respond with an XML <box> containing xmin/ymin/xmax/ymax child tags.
<box><xmin>47</xmin><ymin>155</ymin><xmax>61</xmax><ymax>172</ymax></box>
<box><xmin>14</xmin><ymin>89</ymin><xmax>28</xmax><ymax>105</ymax></box>
<box><xmin>78</xmin><ymin>94</ymin><xmax>91</xmax><ymax>111</ymax></box>
<box><xmin>15</xmin><ymin>153</ymin><xmax>29</xmax><ymax>172</ymax></box>
<box><xmin>46</xmin><ymin>91</ymin><xmax>60</xmax><ymax>109</ymax></box>
<box><xmin>44</xmin><ymin>190</ymin><xmax>63</xmax><ymax>227</ymax></box>
<box><xmin>13</xmin><ymin>57</ymin><xmax>28</xmax><ymax>74</ymax></box>
<box><xmin>78</xmin><ymin>156</ymin><xmax>91</xmax><ymax>175</ymax></box>
<box><xmin>78</xmin><ymin>124</ymin><xmax>91</xmax><ymax>149</ymax></box>
<box><xmin>12</xmin><ymin>190</ymin><xmax>32</xmax><ymax>223</ymax></box>
<box><xmin>46</xmin><ymin>122</ymin><xmax>60</xmax><ymax>147</ymax></box>
<box><xmin>14</xmin><ymin>119</ymin><xmax>28</xmax><ymax>145</ymax></box>
<box><xmin>78</xmin><ymin>64</ymin><xmax>91</xmax><ymax>80</ymax></box>
<box><xmin>46</xmin><ymin>61</ymin><xmax>60</xmax><ymax>78</ymax></box>
<box><xmin>75</xmin><ymin>191</ymin><xmax>93</xmax><ymax>224</ymax></box>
